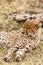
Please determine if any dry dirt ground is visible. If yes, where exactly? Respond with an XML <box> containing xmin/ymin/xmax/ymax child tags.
<box><xmin>0</xmin><ymin>28</ymin><xmax>43</xmax><ymax>65</ymax></box>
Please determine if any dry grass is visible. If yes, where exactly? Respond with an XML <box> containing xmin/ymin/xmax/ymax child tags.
<box><xmin>0</xmin><ymin>0</ymin><xmax>43</xmax><ymax>65</ymax></box>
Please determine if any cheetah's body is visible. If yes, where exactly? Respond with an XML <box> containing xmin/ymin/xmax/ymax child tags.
<box><xmin>0</xmin><ymin>27</ymin><xmax>41</xmax><ymax>61</ymax></box>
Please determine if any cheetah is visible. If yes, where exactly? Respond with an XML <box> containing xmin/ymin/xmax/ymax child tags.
<box><xmin>1</xmin><ymin>20</ymin><xmax>41</xmax><ymax>62</ymax></box>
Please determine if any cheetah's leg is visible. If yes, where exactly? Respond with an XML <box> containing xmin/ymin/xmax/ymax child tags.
<box><xmin>3</xmin><ymin>40</ymin><xmax>25</xmax><ymax>62</ymax></box>
<box><xmin>15</xmin><ymin>42</ymin><xmax>35</xmax><ymax>61</ymax></box>
<box><xmin>15</xmin><ymin>48</ymin><xmax>25</xmax><ymax>61</ymax></box>
<box><xmin>3</xmin><ymin>47</ymin><xmax>18</xmax><ymax>62</ymax></box>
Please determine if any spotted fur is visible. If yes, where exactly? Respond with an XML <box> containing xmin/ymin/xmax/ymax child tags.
<box><xmin>0</xmin><ymin>20</ymin><xmax>41</xmax><ymax>62</ymax></box>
